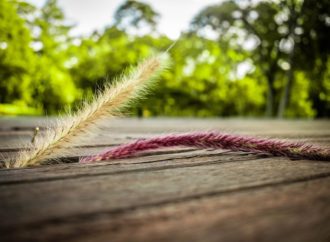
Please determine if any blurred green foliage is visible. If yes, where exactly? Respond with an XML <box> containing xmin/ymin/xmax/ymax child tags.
<box><xmin>0</xmin><ymin>0</ymin><xmax>329</xmax><ymax>117</ymax></box>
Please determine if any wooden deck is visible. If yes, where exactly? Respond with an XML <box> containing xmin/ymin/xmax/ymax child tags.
<box><xmin>0</xmin><ymin>117</ymin><xmax>329</xmax><ymax>242</ymax></box>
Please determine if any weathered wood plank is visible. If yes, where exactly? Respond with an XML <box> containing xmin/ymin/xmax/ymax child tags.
<box><xmin>1</xmin><ymin>118</ymin><xmax>329</xmax><ymax>152</ymax></box>
<box><xmin>0</xmin><ymin>118</ymin><xmax>329</xmax><ymax>242</ymax></box>
<box><xmin>0</xmin><ymin>150</ymin><xmax>255</xmax><ymax>184</ymax></box>
<box><xmin>0</xmin><ymin>132</ymin><xmax>149</xmax><ymax>149</ymax></box>
<box><xmin>0</xmin><ymin>157</ymin><xmax>329</xmax><ymax>228</ymax></box>
<box><xmin>1</xmin><ymin>132</ymin><xmax>329</xmax><ymax>150</ymax></box>
<box><xmin>1</xmin><ymin>118</ymin><xmax>330</xmax><ymax>135</ymax></box>
<box><xmin>1</xmin><ymin>175</ymin><xmax>329</xmax><ymax>242</ymax></box>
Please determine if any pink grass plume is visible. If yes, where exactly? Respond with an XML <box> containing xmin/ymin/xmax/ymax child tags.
<box><xmin>80</xmin><ymin>131</ymin><xmax>330</xmax><ymax>163</ymax></box>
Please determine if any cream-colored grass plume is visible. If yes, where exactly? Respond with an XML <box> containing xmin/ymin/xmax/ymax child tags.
<box><xmin>6</xmin><ymin>54</ymin><xmax>168</xmax><ymax>168</ymax></box>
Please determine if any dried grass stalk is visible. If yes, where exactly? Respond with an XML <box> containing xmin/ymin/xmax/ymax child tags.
<box><xmin>7</xmin><ymin>55</ymin><xmax>168</xmax><ymax>168</ymax></box>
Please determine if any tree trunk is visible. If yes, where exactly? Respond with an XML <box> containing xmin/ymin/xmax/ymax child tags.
<box><xmin>265</xmin><ymin>73</ymin><xmax>275</xmax><ymax>117</ymax></box>
<box><xmin>277</xmin><ymin>0</ymin><xmax>304</xmax><ymax>118</ymax></box>
<box><xmin>264</xmin><ymin>54</ymin><xmax>278</xmax><ymax>117</ymax></box>
<box><xmin>277</xmin><ymin>48</ymin><xmax>295</xmax><ymax>118</ymax></box>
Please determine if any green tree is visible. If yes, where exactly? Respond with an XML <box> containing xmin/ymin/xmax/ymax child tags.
<box><xmin>293</xmin><ymin>0</ymin><xmax>330</xmax><ymax>117</ymax></box>
<box><xmin>191</xmin><ymin>1</ymin><xmax>285</xmax><ymax>116</ymax></box>
<box><xmin>114</xmin><ymin>0</ymin><xmax>159</xmax><ymax>34</ymax></box>
<box><xmin>1</xmin><ymin>0</ymin><xmax>327</xmax><ymax>117</ymax></box>
<box><xmin>192</xmin><ymin>0</ymin><xmax>330</xmax><ymax>117</ymax></box>
<box><xmin>71</xmin><ymin>0</ymin><xmax>164</xmax><ymax>113</ymax></box>
<box><xmin>0</xmin><ymin>0</ymin><xmax>37</xmax><ymax>113</ymax></box>
<box><xmin>277</xmin><ymin>0</ymin><xmax>330</xmax><ymax>118</ymax></box>
<box><xmin>141</xmin><ymin>34</ymin><xmax>264</xmax><ymax>117</ymax></box>
<box><xmin>32</xmin><ymin>0</ymin><xmax>79</xmax><ymax>113</ymax></box>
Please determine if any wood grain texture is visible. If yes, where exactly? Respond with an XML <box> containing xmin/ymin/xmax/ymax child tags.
<box><xmin>0</xmin><ymin>118</ymin><xmax>329</xmax><ymax>242</ymax></box>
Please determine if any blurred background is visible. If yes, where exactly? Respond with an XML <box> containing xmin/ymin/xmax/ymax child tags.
<box><xmin>0</xmin><ymin>0</ymin><xmax>329</xmax><ymax>118</ymax></box>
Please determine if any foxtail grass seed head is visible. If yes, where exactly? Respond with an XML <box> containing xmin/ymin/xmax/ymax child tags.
<box><xmin>80</xmin><ymin>132</ymin><xmax>330</xmax><ymax>163</ymax></box>
<box><xmin>6</xmin><ymin>54</ymin><xmax>169</xmax><ymax>168</ymax></box>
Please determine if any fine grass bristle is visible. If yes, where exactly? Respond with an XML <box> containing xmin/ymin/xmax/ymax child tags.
<box><xmin>6</xmin><ymin>55</ymin><xmax>169</xmax><ymax>168</ymax></box>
